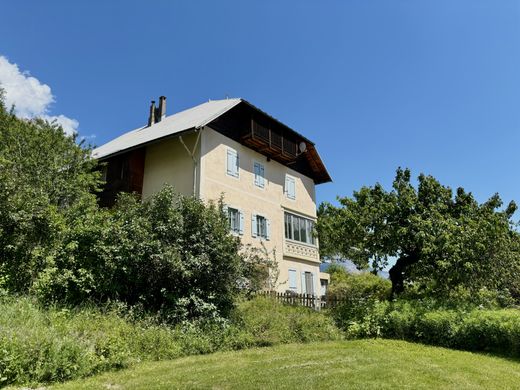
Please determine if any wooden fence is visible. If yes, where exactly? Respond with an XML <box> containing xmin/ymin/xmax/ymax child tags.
<box><xmin>255</xmin><ymin>291</ymin><xmax>346</xmax><ymax>310</ymax></box>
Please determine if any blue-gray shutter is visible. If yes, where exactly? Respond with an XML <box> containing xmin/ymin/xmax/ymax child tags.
<box><xmin>227</xmin><ymin>149</ymin><xmax>238</xmax><ymax>177</ymax></box>
<box><xmin>301</xmin><ymin>272</ymin><xmax>306</xmax><ymax>294</ymax></box>
<box><xmin>251</xmin><ymin>214</ymin><xmax>257</xmax><ymax>237</ymax></box>
<box><xmin>227</xmin><ymin>150</ymin><xmax>234</xmax><ymax>176</ymax></box>
<box><xmin>285</xmin><ymin>175</ymin><xmax>295</xmax><ymax>199</ymax></box>
<box><xmin>254</xmin><ymin>163</ymin><xmax>259</xmax><ymax>186</ymax></box>
<box><xmin>288</xmin><ymin>270</ymin><xmax>297</xmax><ymax>290</ymax></box>
<box><xmin>254</xmin><ymin>162</ymin><xmax>265</xmax><ymax>188</ymax></box>
<box><xmin>239</xmin><ymin>210</ymin><xmax>244</xmax><ymax>235</ymax></box>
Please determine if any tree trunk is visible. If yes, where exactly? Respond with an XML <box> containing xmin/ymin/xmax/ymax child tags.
<box><xmin>388</xmin><ymin>252</ymin><xmax>418</xmax><ymax>297</ymax></box>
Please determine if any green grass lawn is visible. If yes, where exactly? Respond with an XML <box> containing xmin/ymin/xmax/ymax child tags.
<box><xmin>50</xmin><ymin>339</ymin><xmax>520</xmax><ymax>390</ymax></box>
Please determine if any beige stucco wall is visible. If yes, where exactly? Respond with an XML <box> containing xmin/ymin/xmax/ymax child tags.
<box><xmin>200</xmin><ymin>127</ymin><xmax>322</xmax><ymax>294</ymax></box>
<box><xmin>142</xmin><ymin>131</ymin><xmax>201</xmax><ymax>199</ymax></box>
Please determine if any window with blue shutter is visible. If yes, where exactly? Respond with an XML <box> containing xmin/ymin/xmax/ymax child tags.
<box><xmin>227</xmin><ymin>148</ymin><xmax>239</xmax><ymax>178</ymax></box>
<box><xmin>227</xmin><ymin>206</ymin><xmax>240</xmax><ymax>234</ymax></box>
<box><xmin>253</xmin><ymin>214</ymin><xmax>269</xmax><ymax>240</ymax></box>
<box><xmin>254</xmin><ymin>162</ymin><xmax>265</xmax><ymax>188</ymax></box>
<box><xmin>285</xmin><ymin>174</ymin><xmax>296</xmax><ymax>200</ymax></box>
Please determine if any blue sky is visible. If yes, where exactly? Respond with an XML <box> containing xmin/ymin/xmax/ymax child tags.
<box><xmin>1</xmin><ymin>1</ymin><xmax>520</xmax><ymax>208</ymax></box>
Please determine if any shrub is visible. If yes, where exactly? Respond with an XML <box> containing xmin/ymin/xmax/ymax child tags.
<box><xmin>32</xmin><ymin>187</ymin><xmax>245</xmax><ymax>323</ymax></box>
<box><xmin>326</xmin><ymin>268</ymin><xmax>391</xmax><ymax>330</ymax></box>
<box><xmin>233</xmin><ymin>296</ymin><xmax>342</xmax><ymax>346</ymax></box>
<box><xmin>0</xmin><ymin>296</ymin><xmax>184</xmax><ymax>387</ymax></box>
<box><xmin>336</xmin><ymin>298</ymin><xmax>520</xmax><ymax>358</ymax></box>
<box><xmin>455</xmin><ymin>309</ymin><xmax>520</xmax><ymax>355</ymax></box>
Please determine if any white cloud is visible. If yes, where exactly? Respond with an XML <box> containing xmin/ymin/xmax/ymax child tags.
<box><xmin>0</xmin><ymin>55</ymin><xmax>79</xmax><ymax>135</ymax></box>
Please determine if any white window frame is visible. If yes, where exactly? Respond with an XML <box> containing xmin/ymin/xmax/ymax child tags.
<box><xmin>226</xmin><ymin>148</ymin><xmax>239</xmax><ymax>178</ymax></box>
<box><xmin>285</xmin><ymin>174</ymin><xmax>296</xmax><ymax>200</ymax></box>
<box><xmin>284</xmin><ymin>212</ymin><xmax>316</xmax><ymax>246</ymax></box>
<box><xmin>253</xmin><ymin>160</ymin><xmax>265</xmax><ymax>189</ymax></box>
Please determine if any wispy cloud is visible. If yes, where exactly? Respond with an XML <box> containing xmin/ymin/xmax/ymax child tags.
<box><xmin>0</xmin><ymin>55</ymin><xmax>79</xmax><ymax>135</ymax></box>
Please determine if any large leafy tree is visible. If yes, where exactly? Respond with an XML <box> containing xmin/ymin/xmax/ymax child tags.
<box><xmin>0</xmin><ymin>92</ymin><xmax>100</xmax><ymax>292</ymax></box>
<box><xmin>318</xmin><ymin>168</ymin><xmax>520</xmax><ymax>300</ymax></box>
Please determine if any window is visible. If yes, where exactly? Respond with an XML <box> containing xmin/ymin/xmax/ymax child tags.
<box><xmin>225</xmin><ymin>206</ymin><xmax>244</xmax><ymax>235</ymax></box>
<box><xmin>288</xmin><ymin>269</ymin><xmax>297</xmax><ymax>290</ymax></box>
<box><xmin>284</xmin><ymin>212</ymin><xmax>315</xmax><ymax>245</ymax></box>
<box><xmin>251</xmin><ymin>214</ymin><xmax>270</xmax><ymax>240</ymax></box>
<box><xmin>285</xmin><ymin>175</ymin><xmax>296</xmax><ymax>200</ymax></box>
<box><xmin>254</xmin><ymin>161</ymin><xmax>265</xmax><ymax>188</ymax></box>
<box><xmin>301</xmin><ymin>271</ymin><xmax>314</xmax><ymax>295</ymax></box>
<box><xmin>226</xmin><ymin>148</ymin><xmax>239</xmax><ymax>178</ymax></box>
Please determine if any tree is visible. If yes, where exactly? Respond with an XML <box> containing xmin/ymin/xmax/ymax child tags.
<box><xmin>0</xmin><ymin>92</ymin><xmax>100</xmax><ymax>292</ymax></box>
<box><xmin>317</xmin><ymin>168</ymin><xmax>520</xmax><ymax>301</ymax></box>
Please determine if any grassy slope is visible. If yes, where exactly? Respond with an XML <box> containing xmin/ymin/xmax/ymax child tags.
<box><xmin>52</xmin><ymin>340</ymin><xmax>520</xmax><ymax>390</ymax></box>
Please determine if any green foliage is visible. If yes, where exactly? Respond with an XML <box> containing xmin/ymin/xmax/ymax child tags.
<box><xmin>0</xmin><ymin>295</ymin><xmax>342</xmax><ymax>388</ymax></box>
<box><xmin>0</xmin><ymin>296</ymin><xmax>182</xmax><ymax>387</ymax></box>
<box><xmin>234</xmin><ymin>296</ymin><xmax>342</xmax><ymax>346</ymax></box>
<box><xmin>0</xmin><ymin>97</ymin><xmax>100</xmax><ymax>293</ymax></box>
<box><xmin>326</xmin><ymin>267</ymin><xmax>391</xmax><ymax>331</ymax></box>
<box><xmin>327</xmin><ymin>266</ymin><xmax>391</xmax><ymax>302</ymax></box>
<box><xmin>334</xmin><ymin>298</ymin><xmax>520</xmax><ymax>357</ymax></box>
<box><xmin>318</xmin><ymin>168</ymin><xmax>520</xmax><ymax>301</ymax></box>
<box><xmin>33</xmin><ymin>187</ymin><xmax>244</xmax><ymax>323</ymax></box>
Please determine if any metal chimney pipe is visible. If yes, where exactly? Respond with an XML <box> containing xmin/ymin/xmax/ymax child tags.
<box><xmin>148</xmin><ymin>100</ymin><xmax>156</xmax><ymax>127</ymax></box>
<box><xmin>158</xmin><ymin>96</ymin><xmax>167</xmax><ymax>121</ymax></box>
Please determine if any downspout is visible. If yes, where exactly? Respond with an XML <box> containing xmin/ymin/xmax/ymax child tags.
<box><xmin>179</xmin><ymin>129</ymin><xmax>202</xmax><ymax>197</ymax></box>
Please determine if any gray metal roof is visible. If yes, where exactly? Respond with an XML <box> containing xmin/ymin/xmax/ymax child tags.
<box><xmin>93</xmin><ymin>98</ymin><xmax>241</xmax><ymax>159</ymax></box>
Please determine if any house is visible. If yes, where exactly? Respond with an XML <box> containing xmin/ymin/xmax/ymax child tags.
<box><xmin>93</xmin><ymin>97</ymin><xmax>332</xmax><ymax>295</ymax></box>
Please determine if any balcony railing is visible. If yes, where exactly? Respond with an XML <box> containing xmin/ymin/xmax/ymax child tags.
<box><xmin>284</xmin><ymin>240</ymin><xmax>320</xmax><ymax>262</ymax></box>
<box><xmin>243</xmin><ymin>119</ymin><xmax>298</xmax><ymax>161</ymax></box>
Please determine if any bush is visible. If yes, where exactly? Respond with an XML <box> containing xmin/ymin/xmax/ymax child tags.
<box><xmin>234</xmin><ymin>296</ymin><xmax>342</xmax><ymax>346</ymax></box>
<box><xmin>32</xmin><ymin>187</ymin><xmax>244</xmax><ymax>323</ymax></box>
<box><xmin>326</xmin><ymin>267</ymin><xmax>391</xmax><ymax>330</ymax></box>
<box><xmin>0</xmin><ymin>296</ymin><xmax>183</xmax><ymax>387</ymax></box>
<box><xmin>335</xmin><ymin>298</ymin><xmax>520</xmax><ymax>357</ymax></box>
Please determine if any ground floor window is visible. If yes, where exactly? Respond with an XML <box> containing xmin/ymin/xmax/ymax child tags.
<box><xmin>301</xmin><ymin>271</ymin><xmax>314</xmax><ymax>295</ymax></box>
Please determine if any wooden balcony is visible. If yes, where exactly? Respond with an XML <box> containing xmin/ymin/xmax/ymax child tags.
<box><xmin>242</xmin><ymin>119</ymin><xmax>299</xmax><ymax>162</ymax></box>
